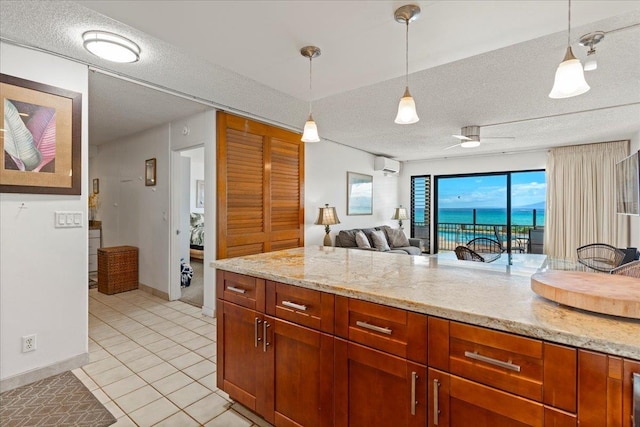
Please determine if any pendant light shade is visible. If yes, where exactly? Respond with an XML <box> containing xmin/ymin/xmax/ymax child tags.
<box><xmin>300</xmin><ymin>46</ymin><xmax>321</xmax><ymax>142</ymax></box>
<box><xmin>394</xmin><ymin>5</ymin><xmax>421</xmax><ymax>124</ymax></box>
<box><xmin>549</xmin><ymin>0</ymin><xmax>590</xmax><ymax>99</ymax></box>
<box><xmin>302</xmin><ymin>114</ymin><xmax>320</xmax><ymax>143</ymax></box>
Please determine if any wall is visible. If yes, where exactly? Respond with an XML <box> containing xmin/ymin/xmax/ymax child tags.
<box><xmin>630</xmin><ymin>130</ymin><xmax>640</xmax><ymax>249</ymax></box>
<box><xmin>91</xmin><ymin>125</ymin><xmax>171</xmax><ymax>297</ymax></box>
<box><xmin>0</xmin><ymin>43</ymin><xmax>89</xmax><ymax>389</ymax></box>
<box><xmin>305</xmin><ymin>141</ymin><xmax>400</xmax><ymax>246</ymax></box>
<box><xmin>181</xmin><ymin>147</ymin><xmax>204</xmax><ymax>214</ymax></box>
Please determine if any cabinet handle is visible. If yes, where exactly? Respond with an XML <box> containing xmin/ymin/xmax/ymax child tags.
<box><xmin>282</xmin><ymin>300</ymin><xmax>307</xmax><ymax>311</ymax></box>
<box><xmin>263</xmin><ymin>321</ymin><xmax>270</xmax><ymax>352</ymax></box>
<box><xmin>633</xmin><ymin>372</ymin><xmax>639</xmax><ymax>427</ymax></box>
<box><xmin>227</xmin><ymin>286</ymin><xmax>246</xmax><ymax>294</ymax></box>
<box><xmin>355</xmin><ymin>320</ymin><xmax>392</xmax><ymax>335</ymax></box>
<box><xmin>411</xmin><ymin>371</ymin><xmax>418</xmax><ymax>416</ymax></box>
<box><xmin>254</xmin><ymin>317</ymin><xmax>262</xmax><ymax>348</ymax></box>
<box><xmin>464</xmin><ymin>351</ymin><xmax>521</xmax><ymax>372</ymax></box>
<box><xmin>433</xmin><ymin>379</ymin><xmax>440</xmax><ymax>426</ymax></box>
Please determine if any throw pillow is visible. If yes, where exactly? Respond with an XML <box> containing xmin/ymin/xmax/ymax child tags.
<box><xmin>337</xmin><ymin>230</ymin><xmax>358</xmax><ymax>248</ymax></box>
<box><xmin>371</xmin><ymin>230</ymin><xmax>390</xmax><ymax>251</ymax></box>
<box><xmin>355</xmin><ymin>230</ymin><xmax>372</xmax><ymax>248</ymax></box>
<box><xmin>386</xmin><ymin>228</ymin><xmax>410</xmax><ymax>248</ymax></box>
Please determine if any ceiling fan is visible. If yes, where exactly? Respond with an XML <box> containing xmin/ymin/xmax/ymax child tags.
<box><xmin>445</xmin><ymin>125</ymin><xmax>515</xmax><ymax>150</ymax></box>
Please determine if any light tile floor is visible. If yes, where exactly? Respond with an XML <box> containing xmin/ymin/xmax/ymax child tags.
<box><xmin>75</xmin><ymin>288</ymin><xmax>274</xmax><ymax>427</ymax></box>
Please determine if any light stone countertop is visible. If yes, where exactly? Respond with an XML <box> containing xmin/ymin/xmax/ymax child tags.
<box><xmin>211</xmin><ymin>246</ymin><xmax>640</xmax><ymax>360</ymax></box>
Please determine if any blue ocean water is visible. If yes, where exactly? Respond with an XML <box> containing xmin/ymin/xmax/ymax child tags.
<box><xmin>414</xmin><ymin>208</ymin><xmax>545</xmax><ymax>227</ymax></box>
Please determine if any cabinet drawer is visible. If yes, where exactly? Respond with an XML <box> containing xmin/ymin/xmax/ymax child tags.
<box><xmin>335</xmin><ymin>296</ymin><xmax>427</xmax><ymax>363</ymax></box>
<box><xmin>266</xmin><ymin>281</ymin><xmax>334</xmax><ymax>334</ymax></box>
<box><xmin>449</xmin><ymin>321</ymin><xmax>544</xmax><ymax>402</ymax></box>
<box><xmin>216</xmin><ymin>271</ymin><xmax>265</xmax><ymax>311</ymax></box>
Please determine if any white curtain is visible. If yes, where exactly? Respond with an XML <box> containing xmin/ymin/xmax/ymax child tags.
<box><xmin>545</xmin><ymin>141</ymin><xmax>629</xmax><ymax>259</ymax></box>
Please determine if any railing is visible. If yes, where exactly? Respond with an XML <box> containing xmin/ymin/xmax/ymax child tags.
<box><xmin>436</xmin><ymin>223</ymin><xmax>533</xmax><ymax>253</ymax></box>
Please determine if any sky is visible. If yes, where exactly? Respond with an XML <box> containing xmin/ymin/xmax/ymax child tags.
<box><xmin>437</xmin><ymin>171</ymin><xmax>546</xmax><ymax>209</ymax></box>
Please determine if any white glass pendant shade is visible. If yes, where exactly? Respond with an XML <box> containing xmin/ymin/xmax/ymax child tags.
<box><xmin>549</xmin><ymin>47</ymin><xmax>590</xmax><ymax>99</ymax></box>
<box><xmin>301</xmin><ymin>114</ymin><xmax>320</xmax><ymax>143</ymax></box>
<box><xmin>584</xmin><ymin>51</ymin><xmax>597</xmax><ymax>71</ymax></box>
<box><xmin>394</xmin><ymin>87</ymin><xmax>419</xmax><ymax>124</ymax></box>
<box><xmin>83</xmin><ymin>31</ymin><xmax>140</xmax><ymax>63</ymax></box>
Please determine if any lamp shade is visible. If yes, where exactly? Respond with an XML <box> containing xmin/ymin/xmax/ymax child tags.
<box><xmin>83</xmin><ymin>31</ymin><xmax>140</xmax><ymax>63</ymax></box>
<box><xmin>549</xmin><ymin>47</ymin><xmax>590</xmax><ymax>99</ymax></box>
<box><xmin>302</xmin><ymin>114</ymin><xmax>320</xmax><ymax>143</ymax></box>
<box><xmin>391</xmin><ymin>206</ymin><xmax>409</xmax><ymax>221</ymax></box>
<box><xmin>394</xmin><ymin>87</ymin><xmax>419</xmax><ymax>124</ymax></box>
<box><xmin>583</xmin><ymin>51</ymin><xmax>597</xmax><ymax>71</ymax></box>
<box><xmin>315</xmin><ymin>204</ymin><xmax>340</xmax><ymax>226</ymax></box>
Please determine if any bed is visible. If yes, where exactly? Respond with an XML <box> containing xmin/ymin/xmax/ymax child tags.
<box><xmin>190</xmin><ymin>213</ymin><xmax>204</xmax><ymax>261</ymax></box>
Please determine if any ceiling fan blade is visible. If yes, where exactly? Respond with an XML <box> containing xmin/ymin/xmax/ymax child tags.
<box><xmin>452</xmin><ymin>134</ymin><xmax>472</xmax><ymax>141</ymax></box>
<box><xmin>444</xmin><ymin>143</ymin><xmax>461</xmax><ymax>150</ymax></box>
<box><xmin>481</xmin><ymin>136</ymin><xmax>515</xmax><ymax>140</ymax></box>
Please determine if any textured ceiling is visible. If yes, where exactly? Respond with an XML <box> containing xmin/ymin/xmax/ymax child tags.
<box><xmin>1</xmin><ymin>1</ymin><xmax>639</xmax><ymax>160</ymax></box>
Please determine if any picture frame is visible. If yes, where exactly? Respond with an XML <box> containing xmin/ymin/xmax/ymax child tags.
<box><xmin>145</xmin><ymin>158</ymin><xmax>156</xmax><ymax>186</ymax></box>
<box><xmin>196</xmin><ymin>179</ymin><xmax>204</xmax><ymax>208</ymax></box>
<box><xmin>0</xmin><ymin>74</ymin><xmax>82</xmax><ymax>195</ymax></box>
<box><xmin>93</xmin><ymin>178</ymin><xmax>99</xmax><ymax>194</ymax></box>
<box><xmin>347</xmin><ymin>172</ymin><xmax>373</xmax><ymax>215</ymax></box>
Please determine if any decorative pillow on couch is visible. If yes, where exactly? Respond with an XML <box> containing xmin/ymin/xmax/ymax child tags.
<box><xmin>385</xmin><ymin>228</ymin><xmax>410</xmax><ymax>248</ymax></box>
<box><xmin>355</xmin><ymin>230</ymin><xmax>372</xmax><ymax>248</ymax></box>
<box><xmin>371</xmin><ymin>230</ymin><xmax>390</xmax><ymax>251</ymax></box>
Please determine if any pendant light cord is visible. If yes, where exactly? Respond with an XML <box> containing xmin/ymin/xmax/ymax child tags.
<box><xmin>308</xmin><ymin>56</ymin><xmax>313</xmax><ymax>115</ymax></box>
<box><xmin>567</xmin><ymin>0</ymin><xmax>571</xmax><ymax>47</ymax></box>
<box><xmin>405</xmin><ymin>19</ymin><xmax>409</xmax><ymax>88</ymax></box>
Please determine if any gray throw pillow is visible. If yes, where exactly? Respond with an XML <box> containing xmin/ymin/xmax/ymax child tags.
<box><xmin>355</xmin><ymin>230</ymin><xmax>371</xmax><ymax>248</ymax></box>
<box><xmin>338</xmin><ymin>230</ymin><xmax>358</xmax><ymax>247</ymax></box>
<box><xmin>386</xmin><ymin>228</ymin><xmax>410</xmax><ymax>248</ymax></box>
<box><xmin>371</xmin><ymin>230</ymin><xmax>390</xmax><ymax>251</ymax></box>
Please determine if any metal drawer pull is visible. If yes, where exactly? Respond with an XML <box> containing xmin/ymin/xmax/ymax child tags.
<box><xmin>355</xmin><ymin>320</ymin><xmax>392</xmax><ymax>335</ymax></box>
<box><xmin>433</xmin><ymin>379</ymin><xmax>440</xmax><ymax>425</ymax></box>
<box><xmin>464</xmin><ymin>351</ymin><xmax>521</xmax><ymax>372</ymax></box>
<box><xmin>411</xmin><ymin>371</ymin><xmax>417</xmax><ymax>416</ymax></box>
<box><xmin>227</xmin><ymin>286</ymin><xmax>246</xmax><ymax>294</ymax></box>
<box><xmin>282</xmin><ymin>301</ymin><xmax>307</xmax><ymax>311</ymax></box>
<box><xmin>254</xmin><ymin>317</ymin><xmax>262</xmax><ymax>347</ymax></box>
<box><xmin>263</xmin><ymin>321</ymin><xmax>270</xmax><ymax>352</ymax></box>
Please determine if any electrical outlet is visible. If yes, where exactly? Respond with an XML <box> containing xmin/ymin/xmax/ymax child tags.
<box><xmin>22</xmin><ymin>334</ymin><xmax>36</xmax><ymax>352</ymax></box>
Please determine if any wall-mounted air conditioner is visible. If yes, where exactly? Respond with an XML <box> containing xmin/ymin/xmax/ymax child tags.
<box><xmin>374</xmin><ymin>156</ymin><xmax>400</xmax><ymax>174</ymax></box>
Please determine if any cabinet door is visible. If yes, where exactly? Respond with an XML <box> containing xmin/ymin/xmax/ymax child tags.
<box><xmin>428</xmin><ymin>368</ymin><xmax>550</xmax><ymax>427</ymax></box>
<box><xmin>217</xmin><ymin>301</ymin><xmax>266</xmax><ymax>413</ymax></box>
<box><xmin>263</xmin><ymin>317</ymin><xmax>334</xmax><ymax>427</ymax></box>
<box><xmin>335</xmin><ymin>338</ymin><xmax>426</xmax><ymax>427</ymax></box>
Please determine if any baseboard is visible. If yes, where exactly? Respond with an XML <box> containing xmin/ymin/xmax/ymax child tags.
<box><xmin>202</xmin><ymin>305</ymin><xmax>215</xmax><ymax>318</ymax></box>
<box><xmin>138</xmin><ymin>282</ymin><xmax>169</xmax><ymax>301</ymax></box>
<box><xmin>0</xmin><ymin>352</ymin><xmax>89</xmax><ymax>393</ymax></box>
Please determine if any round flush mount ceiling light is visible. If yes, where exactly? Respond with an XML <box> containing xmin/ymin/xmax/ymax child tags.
<box><xmin>83</xmin><ymin>31</ymin><xmax>141</xmax><ymax>63</ymax></box>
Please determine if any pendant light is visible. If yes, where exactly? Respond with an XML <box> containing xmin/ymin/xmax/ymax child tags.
<box><xmin>394</xmin><ymin>4</ymin><xmax>421</xmax><ymax>124</ymax></box>
<box><xmin>300</xmin><ymin>46</ymin><xmax>321</xmax><ymax>143</ymax></box>
<box><xmin>579</xmin><ymin>31</ymin><xmax>605</xmax><ymax>71</ymax></box>
<box><xmin>549</xmin><ymin>0</ymin><xmax>590</xmax><ymax>99</ymax></box>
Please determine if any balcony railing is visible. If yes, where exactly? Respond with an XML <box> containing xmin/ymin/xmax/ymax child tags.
<box><xmin>436</xmin><ymin>223</ymin><xmax>533</xmax><ymax>253</ymax></box>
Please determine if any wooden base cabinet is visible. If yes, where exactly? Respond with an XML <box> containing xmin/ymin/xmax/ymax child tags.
<box><xmin>335</xmin><ymin>339</ymin><xmax>427</xmax><ymax>427</ymax></box>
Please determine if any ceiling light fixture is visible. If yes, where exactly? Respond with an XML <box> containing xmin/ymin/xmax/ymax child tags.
<box><xmin>83</xmin><ymin>30</ymin><xmax>141</xmax><ymax>63</ymax></box>
<box><xmin>300</xmin><ymin>46</ymin><xmax>321</xmax><ymax>143</ymax></box>
<box><xmin>549</xmin><ymin>0</ymin><xmax>590</xmax><ymax>99</ymax></box>
<box><xmin>394</xmin><ymin>4</ymin><xmax>421</xmax><ymax>124</ymax></box>
<box><xmin>579</xmin><ymin>31</ymin><xmax>605</xmax><ymax>71</ymax></box>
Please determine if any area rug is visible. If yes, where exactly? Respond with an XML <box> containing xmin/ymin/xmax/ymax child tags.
<box><xmin>0</xmin><ymin>371</ymin><xmax>116</xmax><ymax>427</ymax></box>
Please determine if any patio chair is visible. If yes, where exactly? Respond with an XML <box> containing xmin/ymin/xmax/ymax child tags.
<box><xmin>576</xmin><ymin>243</ymin><xmax>626</xmax><ymax>273</ymax></box>
<box><xmin>455</xmin><ymin>246</ymin><xmax>485</xmax><ymax>262</ymax></box>
<box><xmin>467</xmin><ymin>237</ymin><xmax>503</xmax><ymax>254</ymax></box>
<box><xmin>610</xmin><ymin>260</ymin><xmax>640</xmax><ymax>278</ymax></box>
<box><xmin>493</xmin><ymin>225</ymin><xmax>526</xmax><ymax>253</ymax></box>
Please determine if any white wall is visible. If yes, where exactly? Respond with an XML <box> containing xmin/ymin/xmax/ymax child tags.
<box><xmin>181</xmin><ymin>147</ymin><xmax>205</xmax><ymax>214</ymax></box>
<box><xmin>305</xmin><ymin>141</ymin><xmax>400</xmax><ymax>246</ymax></box>
<box><xmin>630</xmin><ymin>130</ymin><xmax>640</xmax><ymax>249</ymax></box>
<box><xmin>91</xmin><ymin>125</ymin><xmax>171</xmax><ymax>296</ymax></box>
<box><xmin>0</xmin><ymin>43</ymin><xmax>89</xmax><ymax>387</ymax></box>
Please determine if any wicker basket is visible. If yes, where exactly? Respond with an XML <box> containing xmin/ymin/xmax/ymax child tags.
<box><xmin>97</xmin><ymin>246</ymin><xmax>138</xmax><ymax>295</ymax></box>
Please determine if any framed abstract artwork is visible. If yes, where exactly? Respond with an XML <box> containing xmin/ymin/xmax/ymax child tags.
<box><xmin>0</xmin><ymin>74</ymin><xmax>82</xmax><ymax>194</ymax></box>
<box><xmin>347</xmin><ymin>172</ymin><xmax>373</xmax><ymax>215</ymax></box>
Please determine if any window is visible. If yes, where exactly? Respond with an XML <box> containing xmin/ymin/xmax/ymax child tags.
<box><xmin>410</xmin><ymin>175</ymin><xmax>431</xmax><ymax>253</ymax></box>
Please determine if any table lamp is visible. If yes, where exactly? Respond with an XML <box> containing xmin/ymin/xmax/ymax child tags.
<box><xmin>391</xmin><ymin>205</ymin><xmax>409</xmax><ymax>228</ymax></box>
<box><xmin>315</xmin><ymin>204</ymin><xmax>340</xmax><ymax>246</ymax></box>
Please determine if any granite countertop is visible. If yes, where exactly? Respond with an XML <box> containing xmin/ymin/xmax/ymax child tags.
<box><xmin>211</xmin><ymin>246</ymin><xmax>640</xmax><ymax>360</ymax></box>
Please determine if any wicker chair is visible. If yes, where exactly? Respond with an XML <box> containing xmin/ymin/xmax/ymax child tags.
<box><xmin>455</xmin><ymin>246</ymin><xmax>486</xmax><ymax>262</ymax></box>
<box><xmin>576</xmin><ymin>243</ymin><xmax>626</xmax><ymax>273</ymax></box>
<box><xmin>467</xmin><ymin>238</ymin><xmax>503</xmax><ymax>254</ymax></box>
<box><xmin>610</xmin><ymin>260</ymin><xmax>640</xmax><ymax>278</ymax></box>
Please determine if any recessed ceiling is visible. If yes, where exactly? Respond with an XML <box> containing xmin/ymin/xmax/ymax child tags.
<box><xmin>1</xmin><ymin>1</ymin><xmax>639</xmax><ymax>159</ymax></box>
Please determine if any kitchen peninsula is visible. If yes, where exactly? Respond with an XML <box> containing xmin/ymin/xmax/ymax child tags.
<box><xmin>213</xmin><ymin>246</ymin><xmax>640</xmax><ymax>427</ymax></box>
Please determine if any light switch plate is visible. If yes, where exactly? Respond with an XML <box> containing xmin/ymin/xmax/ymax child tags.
<box><xmin>55</xmin><ymin>211</ymin><xmax>83</xmax><ymax>228</ymax></box>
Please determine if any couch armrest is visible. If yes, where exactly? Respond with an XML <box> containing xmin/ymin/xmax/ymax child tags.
<box><xmin>408</xmin><ymin>238</ymin><xmax>421</xmax><ymax>248</ymax></box>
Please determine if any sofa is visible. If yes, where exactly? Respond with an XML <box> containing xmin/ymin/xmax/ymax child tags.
<box><xmin>334</xmin><ymin>225</ymin><xmax>422</xmax><ymax>255</ymax></box>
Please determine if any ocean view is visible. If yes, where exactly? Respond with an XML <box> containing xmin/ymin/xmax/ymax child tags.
<box><xmin>414</xmin><ymin>208</ymin><xmax>545</xmax><ymax>227</ymax></box>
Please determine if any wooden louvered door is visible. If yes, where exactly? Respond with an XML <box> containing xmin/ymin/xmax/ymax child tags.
<box><xmin>217</xmin><ymin>112</ymin><xmax>304</xmax><ymax>259</ymax></box>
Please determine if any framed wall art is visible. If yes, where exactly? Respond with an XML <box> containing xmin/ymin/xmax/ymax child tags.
<box><xmin>0</xmin><ymin>74</ymin><xmax>82</xmax><ymax>194</ymax></box>
<box><xmin>145</xmin><ymin>158</ymin><xmax>156</xmax><ymax>186</ymax></box>
<box><xmin>347</xmin><ymin>172</ymin><xmax>373</xmax><ymax>215</ymax></box>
